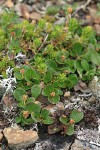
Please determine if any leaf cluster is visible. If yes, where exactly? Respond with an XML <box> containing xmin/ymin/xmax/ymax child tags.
<box><xmin>0</xmin><ymin>11</ymin><xmax>99</xmax><ymax>135</ymax></box>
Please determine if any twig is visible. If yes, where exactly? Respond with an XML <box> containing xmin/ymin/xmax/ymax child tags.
<box><xmin>72</xmin><ymin>0</ymin><xmax>92</xmax><ymax>16</ymax></box>
<box><xmin>37</xmin><ymin>34</ymin><xmax>48</xmax><ymax>52</ymax></box>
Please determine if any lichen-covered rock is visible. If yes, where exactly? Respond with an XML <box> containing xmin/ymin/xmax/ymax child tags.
<box><xmin>71</xmin><ymin>139</ymin><xmax>86</xmax><ymax>150</ymax></box>
<box><xmin>3</xmin><ymin>127</ymin><xmax>39</xmax><ymax>149</ymax></box>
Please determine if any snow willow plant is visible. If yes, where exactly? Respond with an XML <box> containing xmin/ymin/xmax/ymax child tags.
<box><xmin>0</xmin><ymin>10</ymin><xmax>99</xmax><ymax>135</ymax></box>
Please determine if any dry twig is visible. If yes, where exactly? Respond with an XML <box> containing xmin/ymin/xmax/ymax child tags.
<box><xmin>72</xmin><ymin>0</ymin><xmax>92</xmax><ymax>16</ymax></box>
<box><xmin>37</xmin><ymin>34</ymin><xmax>48</xmax><ymax>52</ymax></box>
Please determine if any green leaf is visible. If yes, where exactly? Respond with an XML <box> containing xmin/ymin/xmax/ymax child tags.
<box><xmin>42</xmin><ymin>117</ymin><xmax>54</xmax><ymax>125</ymax></box>
<box><xmin>43</xmin><ymin>72</ymin><xmax>52</xmax><ymax>84</ymax></box>
<box><xmin>70</xmin><ymin>109</ymin><xmax>84</xmax><ymax>123</ymax></box>
<box><xmin>58</xmin><ymin>89</ymin><xmax>63</xmax><ymax>95</ymax></box>
<box><xmin>81</xmin><ymin>26</ymin><xmax>94</xmax><ymax>41</ymax></box>
<box><xmin>82</xmin><ymin>69</ymin><xmax>95</xmax><ymax>81</ymax></box>
<box><xmin>17</xmin><ymin>102</ymin><xmax>26</xmax><ymax>108</ymax></box>
<box><xmin>68</xmin><ymin>74</ymin><xmax>78</xmax><ymax>85</ymax></box>
<box><xmin>72</xmin><ymin>42</ymin><xmax>83</xmax><ymax>56</ymax></box>
<box><xmin>58</xmin><ymin>81</ymin><xmax>67</xmax><ymax>88</ymax></box>
<box><xmin>25</xmin><ymin>102</ymin><xmax>41</xmax><ymax>113</ymax></box>
<box><xmin>68</xmin><ymin>18</ymin><xmax>79</xmax><ymax>32</ymax></box>
<box><xmin>26</xmin><ymin>97</ymin><xmax>35</xmax><ymax>104</ymax></box>
<box><xmin>13</xmin><ymin>88</ymin><xmax>26</xmax><ymax>101</ymax></box>
<box><xmin>31</xmin><ymin>69</ymin><xmax>41</xmax><ymax>81</ymax></box>
<box><xmin>74</xmin><ymin>60</ymin><xmax>83</xmax><ymax>77</ymax></box>
<box><xmin>14</xmin><ymin>71</ymin><xmax>22</xmax><ymax>80</ymax></box>
<box><xmin>42</xmin><ymin>84</ymin><xmax>54</xmax><ymax>96</ymax></box>
<box><xmin>15</xmin><ymin>116</ymin><xmax>21</xmax><ymax>123</ymax></box>
<box><xmin>46</xmin><ymin>59</ymin><xmax>58</xmax><ymax>72</ymax></box>
<box><xmin>66</xmin><ymin>124</ymin><xmax>75</xmax><ymax>135</ymax></box>
<box><xmin>81</xmin><ymin>59</ymin><xmax>89</xmax><ymax>71</ymax></box>
<box><xmin>53</xmin><ymin>81</ymin><xmax>59</xmax><ymax>88</ymax></box>
<box><xmin>31</xmin><ymin>84</ymin><xmax>41</xmax><ymax>99</ymax></box>
<box><xmin>41</xmin><ymin>109</ymin><xmax>50</xmax><ymax>119</ymax></box>
<box><xmin>22</xmin><ymin>118</ymin><xmax>34</xmax><ymax>125</ymax></box>
<box><xmin>24</xmin><ymin>68</ymin><xmax>35</xmax><ymax>82</ymax></box>
<box><xmin>59</xmin><ymin>115</ymin><xmax>68</xmax><ymax>125</ymax></box>
<box><xmin>90</xmin><ymin>49</ymin><xmax>100</xmax><ymax>65</ymax></box>
<box><xmin>48</xmin><ymin>95</ymin><xmax>60</xmax><ymax>104</ymax></box>
<box><xmin>31</xmin><ymin>111</ymin><xmax>41</xmax><ymax>122</ymax></box>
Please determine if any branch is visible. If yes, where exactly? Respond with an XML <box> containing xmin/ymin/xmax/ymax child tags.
<box><xmin>72</xmin><ymin>0</ymin><xmax>92</xmax><ymax>16</ymax></box>
<box><xmin>37</xmin><ymin>34</ymin><xmax>48</xmax><ymax>52</ymax></box>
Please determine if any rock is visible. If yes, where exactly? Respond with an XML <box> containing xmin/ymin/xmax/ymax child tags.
<box><xmin>71</xmin><ymin>139</ymin><xmax>90</xmax><ymax>150</ymax></box>
<box><xmin>64</xmin><ymin>91</ymin><xmax>71</xmax><ymax>97</ymax></box>
<box><xmin>0</xmin><ymin>132</ymin><xmax>3</xmax><ymax>142</ymax></box>
<box><xmin>63</xmin><ymin>143</ymin><xmax>71</xmax><ymax>150</ymax></box>
<box><xmin>89</xmin><ymin>76</ymin><xmax>100</xmax><ymax>98</ymax></box>
<box><xmin>15</xmin><ymin>3</ymin><xmax>33</xmax><ymax>17</ymax></box>
<box><xmin>30</xmin><ymin>12</ymin><xmax>41</xmax><ymax>20</ymax></box>
<box><xmin>5</xmin><ymin>0</ymin><xmax>14</xmax><ymax>8</ymax></box>
<box><xmin>77</xmin><ymin>128</ymin><xmax>100</xmax><ymax>146</ymax></box>
<box><xmin>3</xmin><ymin>127</ymin><xmax>39</xmax><ymax>149</ymax></box>
<box><xmin>56</xmin><ymin>102</ymin><xmax>64</xmax><ymax>110</ymax></box>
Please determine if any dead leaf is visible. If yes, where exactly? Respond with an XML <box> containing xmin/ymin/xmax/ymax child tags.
<box><xmin>36</xmin><ymin>95</ymin><xmax>47</xmax><ymax>104</ymax></box>
<box><xmin>2</xmin><ymin>95</ymin><xmax>12</xmax><ymax>109</ymax></box>
<box><xmin>64</xmin><ymin>91</ymin><xmax>70</xmax><ymax>97</ymax></box>
<box><xmin>79</xmin><ymin>80</ymin><xmax>87</xmax><ymax>89</ymax></box>
<box><xmin>48</xmin><ymin>124</ymin><xmax>62</xmax><ymax>134</ymax></box>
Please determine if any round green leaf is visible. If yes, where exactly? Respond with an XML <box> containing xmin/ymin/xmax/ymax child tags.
<box><xmin>72</xmin><ymin>42</ymin><xmax>83</xmax><ymax>56</ymax></box>
<box><xmin>41</xmin><ymin>109</ymin><xmax>50</xmax><ymax>119</ymax></box>
<box><xmin>46</xmin><ymin>59</ymin><xmax>58</xmax><ymax>72</ymax></box>
<box><xmin>25</xmin><ymin>102</ymin><xmax>41</xmax><ymax>113</ymax></box>
<box><xmin>42</xmin><ymin>84</ymin><xmax>54</xmax><ymax>96</ymax></box>
<box><xmin>31</xmin><ymin>112</ymin><xmax>41</xmax><ymax>122</ymax></box>
<box><xmin>48</xmin><ymin>95</ymin><xmax>60</xmax><ymax>104</ymax></box>
<box><xmin>81</xmin><ymin>60</ymin><xmax>89</xmax><ymax>71</ymax></box>
<box><xmin>13</xmin><ymin>88</ymin><xmax>26</xmax><ymax>101</ymax></box>
<box><xmin>68</xmin><ymin>74</ymin><xmax>78</xmax><ymax>85</ymax></box>
<box><xmin>59</xmin><ymin>115</ymin><xmax>68</xmax><ymax>125</ymax></box>
<box><xmin>55</xmin><ymin>51</ymin><xmax>69</xmax><ymax>64</ymax></box>
<box><xmin>70</xmin><ymin>109</ymin><xmax>84</xmax><ymax>123</ymax></box>
<box><xmin>42</xmin><ymin>117</ymin><xmax>54</xmax><ymax>125</ymax></box>
<box><xmin>24</xmin><ymin>68</ymin><xmax>35</xmax><ymax>82</ymax></box>
<box><xmin>43</xmin><ymin>72</ymin><xmax>52</xmax><ymax>84</ymax></box>
<box><xmin>31</xmin><ymin>84</ymin><xmax>41</xmax><ymax>99</ymax></box>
